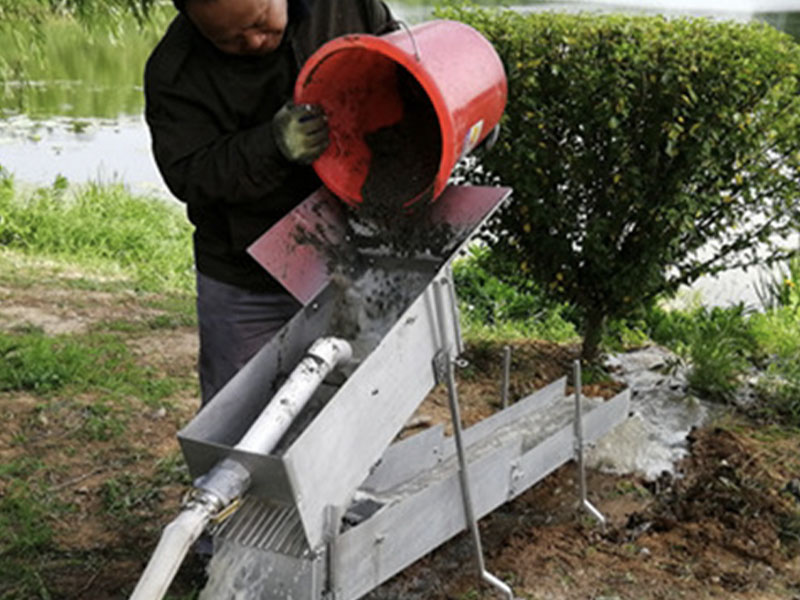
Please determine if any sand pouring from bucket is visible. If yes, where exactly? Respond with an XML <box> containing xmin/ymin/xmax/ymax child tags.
<box><xmin>295</xmin><ymin>20</ymin><xmax>507</xmax><ymax>209</ymax></box>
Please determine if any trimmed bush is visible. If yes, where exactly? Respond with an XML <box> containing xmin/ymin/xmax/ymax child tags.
<box><xmin>438</xmin><ymin>5</ymin><xmax>800</xmax><ymax>359</ymax></box>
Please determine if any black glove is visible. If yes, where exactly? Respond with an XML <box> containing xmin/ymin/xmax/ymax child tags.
<box><xmin>272</xmin><ymin>102</ymin><xmax>329</xmax><ymax>164</ymax></box>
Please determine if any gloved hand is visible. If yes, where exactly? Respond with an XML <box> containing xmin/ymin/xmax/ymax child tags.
<box><xmin>272</xmin><ymin>101</ymin><xmax>329</xmax><ymax>164</ymax></box>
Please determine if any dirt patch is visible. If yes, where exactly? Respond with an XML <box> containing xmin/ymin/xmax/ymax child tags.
<box><xmin>370</xmin><ymin>420</ymin><xmax>800</xmax><ymax>600</ymax></box>
<box><xmin>0</xmin><ymin>284</ymin><xmax>168</xmax><ymax>335</ymax></box>
<box><xmin>129</xmin><ymin>330</ymin><xmax>198</xmax><ymax>377</ymax></box>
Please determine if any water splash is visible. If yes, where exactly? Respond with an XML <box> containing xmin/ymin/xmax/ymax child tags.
<box><xmin>588</xmin><ymin>345</ymin><xmax>718</xmax><ymax>480</ymax></box>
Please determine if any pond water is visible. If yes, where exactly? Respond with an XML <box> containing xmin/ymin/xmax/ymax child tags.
<box><xmin>1</xmin><ymin>1</ymin><xmax>797</xmax><ymax>306</ymax></box>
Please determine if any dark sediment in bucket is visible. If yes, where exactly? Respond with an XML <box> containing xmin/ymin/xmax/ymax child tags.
<box><xmin>360</xmin><ymin>74</ymin><xmax>440</xmax><ymax>211</ymax></box>
<box><xmin>350</xmin><ymin>66</ymin><xmax>450</xmax><ymax>257</ymax></box>
<box><xmin>283</xmin><ymin>68</ymin><xmax>455</xmax><ymax>320</ymax></box>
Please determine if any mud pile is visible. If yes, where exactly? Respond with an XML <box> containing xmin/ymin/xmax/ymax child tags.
<box><xmin>360</xmin><ymin>67</ymin><xmax>440</xmax><ymax>212</ymax></box>
<box><xmin>628</xmin><ymin>426</ymin><xmax>800</xmax><ymax>568</ymax></box>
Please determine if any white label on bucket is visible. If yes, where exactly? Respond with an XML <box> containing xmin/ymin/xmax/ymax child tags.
<box><xmin>461</xmin><ymin>120</ymin><xmax>484</xmax><ymax>158</ymax></box>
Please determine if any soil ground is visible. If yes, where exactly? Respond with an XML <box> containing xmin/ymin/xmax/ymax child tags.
<box><xmin>1</xmin><ymin>266</ymin><xmax>799</xmax><ymax>599</ymax></box>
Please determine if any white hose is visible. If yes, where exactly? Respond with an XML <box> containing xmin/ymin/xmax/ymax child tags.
<box><xmin>236</xmin><ymin>337</ymin><xmax>352</xmax><ymax>454</ymax></box>
<box><xmin>129</xmin><ymin>502</ymin><xmax>213</xmax><ymax>600</ymax></box>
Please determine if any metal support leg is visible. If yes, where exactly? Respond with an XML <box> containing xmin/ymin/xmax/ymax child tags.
<box><xmin>433</xmin><ymin>278</ymin><xmax>515</xmax><ymax>600</ymax></box>
<box><xmin>324</xmin><ymin>505</ymin><xmax>342</xmax><ymax>600</ymax></box>
<box><xmin>501</xmin><ymin>345</ymin><xmax>511</xmax><ymax>409</ymax></box>
<box><xmin>573</xmin><ymin>360</ymin><xmax>606</xmax><ymax>526</ymax></box>
<box><xmin>444</xmin><ymin>353</ymin><xmax>514</xmax><ymax>600</ymax></box>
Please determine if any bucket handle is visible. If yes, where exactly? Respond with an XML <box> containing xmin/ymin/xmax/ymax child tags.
<box><xmin>392</xmin><ymin>20</ymin><xmax>421</xmax><ymax>62</ymax></box>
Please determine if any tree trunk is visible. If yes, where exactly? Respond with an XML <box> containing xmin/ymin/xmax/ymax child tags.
<box><xmin>581</xmin><ymin>310</ymin><xmax>606</xmax><ymax>362</ymax></box>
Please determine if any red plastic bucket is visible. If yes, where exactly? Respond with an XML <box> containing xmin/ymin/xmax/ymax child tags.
<box><xmin>294</xmin><ymin>20</ymin><xmax>507</xmax><ymax>208</ymax></box>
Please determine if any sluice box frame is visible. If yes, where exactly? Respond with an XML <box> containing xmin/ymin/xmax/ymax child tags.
<box><xmin>176</xmin><ymin>186</ymin><xmax>630</xmax><ymax>599</ymax></box>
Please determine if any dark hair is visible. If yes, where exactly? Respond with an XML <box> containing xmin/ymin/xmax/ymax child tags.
<box><xmin>173</xmin><ymin>0</ymin><xmax>213</xmax><ymax>13</ymax></box>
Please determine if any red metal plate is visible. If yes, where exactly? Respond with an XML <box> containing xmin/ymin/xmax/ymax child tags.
<box><xmin>248</xmin><ymin>185</ymin><xmax>511</xmax><ymax>305</ymax></box>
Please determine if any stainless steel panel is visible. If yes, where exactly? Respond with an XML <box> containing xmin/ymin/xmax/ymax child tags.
<box><xmin>361</xmin><ymin>425</ymin><xmax>446</xmax><ymax>494</ymax></box>
<box><xmin>179</xmin><ymin>185</ymin><xmax>513</xmax><ymax>552</ymax></box>
<box><xmin>334</xmin><ymin>388</ymin><xmax>631</xmax><ymax>599</ymax></box>
<box><xmin>247</xmin><ymin>185</ymin><xmax>513</xmax><ymax>307</ymax></box>
<box><xmin>179</xmin><ymin>286</ymin><xmax>337</xmax><ymax>447</ymax></box>
<box><xmin>461</xmin><ymin>377</ymin><xmax>565</xmax><ymax>449</ymax></box>
<box><xmin>513</xmin><ymin>389</ymin><xmax>630</xmax><ymax>498</ymax></box>
<box><xmin>178</xmin><ymin>439</ymin><xmax>295</xmax><ymax>504</ymax></box>
<box><xmin>214</xmin><ymin>496</ymin><xmax>309</xmax><ymax>558</ymax></box>
<box><xmin>335</xmin><ymin>441</ymin><xmax>521</xmax><ymax>600</ymax></box>
<box><xmin>284</xmin><ymin>279</ymin><xmax>447</xmax><ymax>548</ymax></box>
<box><xmin>582</xmin><ymin>388</ymin><xmax>631</xmax><ymax>444</ymax></box>
<box><xmin>247</xmin><ymin>189</ymin><xmax>349</xmax><ymax>306</ymax></box>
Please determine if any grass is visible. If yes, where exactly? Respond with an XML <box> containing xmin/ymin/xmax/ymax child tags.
<box><xmin>0</xmin><ymin>329</ymin><xmax>187</xmax><ymax>405</ymax></box>
<box><xmin>0</xmin><ymin>168</ymin><xmax>194</xmax><ymax>294</ymax></box>
<box><xmin>0</xmin><ymin>164</ymin><xmax>798</xmax><ymax>596</ymax></box>
<box><xmin>0</xmin><ymin>171</ymin><xmax>201</xmax><ymax>597</ymax></box>
<box><xmin>624</xmin><ymin>294</ymin><xmax>800</xmax><ymax>425</ymax></box>
<box><xmin>755</xmin><ymin>256</ymin><xmax>800</xmax><ymax>312</ymax></box>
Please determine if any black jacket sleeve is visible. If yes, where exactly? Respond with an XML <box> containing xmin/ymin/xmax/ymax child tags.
<box><xmin>364</xmin><ymin>0</ymin><xmax>395</xmax><ymax>33</ymax></box>
<box><xmin>145</xmin><ymin>66</ymin><xmax>293</xmax><ymax>209</ymax></box>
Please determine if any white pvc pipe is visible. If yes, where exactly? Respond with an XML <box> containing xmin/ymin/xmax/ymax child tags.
<box><xmin>129</xmin><ymin>336</ymin><xmax>352</xmax><ymax>600</ymax></box>
<box><xmin>236</xmin><ymin>337</ymin><xmax>352</xmax><ymax>454</ymax></box>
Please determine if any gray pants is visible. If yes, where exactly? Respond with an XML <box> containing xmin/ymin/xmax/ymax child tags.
<box><xmin>196</xmin><ymin>272</ymin><xmax>300</xmax><ymax>406</ymax></box>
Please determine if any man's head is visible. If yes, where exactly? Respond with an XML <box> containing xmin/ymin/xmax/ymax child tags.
<box><xmin>176</xmin><ymin>0</ymin><xmax>289</xmax><ymax>57</ymax></box>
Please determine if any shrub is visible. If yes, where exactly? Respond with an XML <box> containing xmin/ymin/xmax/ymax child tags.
<box><xmin>437</xmin><ymin>5</ymin><xmax>800</xmax><ymax>359</ymax></box>
<box><xmin>683</xmin><ymin>305</ymin><xmax>758</xmax><ymax>401</ymax></box>
<box><xmin>642</xmin><ymin>303</ymin><xmax>757</xmax><ymax>401</ymax></box>
<box><xmin>755</xmin><ymin>255</ymin><xmax>800</xmax><ymax>311</ymax></box>
<box><xmin>453</xmin><ymin>246</ymin><xmax>578</xmax><ymax>342</ymax></box>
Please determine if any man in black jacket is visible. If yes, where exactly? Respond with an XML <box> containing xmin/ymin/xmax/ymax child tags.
<box><xmin>145</xmin><ymin>0</ymin><xmax>394</xmax><ymax>406</ymax></box>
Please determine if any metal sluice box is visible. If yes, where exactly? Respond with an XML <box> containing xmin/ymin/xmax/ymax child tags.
<box><xmin>176</xmin><ymin>185</ymin><xmax>630</xmax><ymax>599</ymax></box>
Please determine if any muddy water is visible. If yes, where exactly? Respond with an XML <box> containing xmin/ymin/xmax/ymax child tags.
<box><xmin>199</xmin><ymin>541</ymin><xmax>304</xmax><ymax>600</ymax></box>
<box><xmin>588</xmin><ymin>346</ymin><xmax>720</xmax><ymax>480</ymax></box>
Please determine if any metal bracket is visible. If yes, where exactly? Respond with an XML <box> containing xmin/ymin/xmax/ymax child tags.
<box><xmin>210</xmin><ymin>496</ymin><xmax>241</xmax><ymax>526</ymax></box>
<box><xmin>501</xmin><ymin>345</ymin><xmax>511</xmax><ymax>409</ymax></box>
<box><xmin>433</xmin><ymin>350</ymin><xmax>449</xmax><ymax>386</ymax></box>
<box><xmin>432</xmin><ymin>279</ymin><xmax>515</xmax><ymax>600</ymax></box>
